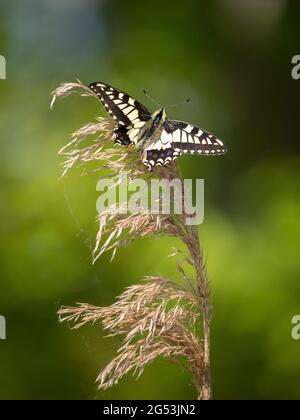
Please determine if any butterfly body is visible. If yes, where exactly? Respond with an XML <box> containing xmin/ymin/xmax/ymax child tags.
<box><xmin>133</xmin><ymin>108</ymin><xmax>166</xmax><ymax>151</ymax></box>
<box><xmin>89</xmin><ymin>82</ymin><xmax>227</xmax><ymax>170</ymax></box>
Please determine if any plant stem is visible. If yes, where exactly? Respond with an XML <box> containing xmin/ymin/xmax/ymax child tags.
<box><xmin>191</xmin><ymin>225</ymin><xmax>212</xmax><ymax>400</ymax></box>
<box><xmin>164</xmin><ymin>163</ymin><xmax>212</xmax><ymax>400</ymax></box>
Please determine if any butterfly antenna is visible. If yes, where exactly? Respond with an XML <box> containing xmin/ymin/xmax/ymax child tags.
<box><xmin>165</xmin><ymin>98</ymin><xmax>191</xmax><ymax>110</ymax></box>
<box><xmin>143</xmin><ymin>89</ymin><xmax>161</xmax><ymax>108</ymax></box>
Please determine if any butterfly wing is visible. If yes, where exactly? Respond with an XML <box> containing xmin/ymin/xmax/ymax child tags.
<box><xmin>89</xmin><ymin>82</ymin><xmax>151</xmax><ymax>127</ymax></box>
<box><xmin>141</xmin><ymin>130</ymin><xmax>182</xmax><ymax>169</ymax></box>
<box><xmin>142</xmin><ymin>146</ymin><xmax>181</xmax><ymax>170</ymax></box>
<box><xmin>142</xmin><ymin>120</ymin><xmax>227</xmax><ymax>170</ymax></box>
<box><xmin>164</xmin><ymin>120</ymin><xmax>227</xmax><ymax>156</ymax></box>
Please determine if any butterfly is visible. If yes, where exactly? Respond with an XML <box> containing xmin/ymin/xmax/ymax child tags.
<box><xmin>89</xmin><ymin>82</ymin><xmax>227</xmax><ymax>170</ymax></box>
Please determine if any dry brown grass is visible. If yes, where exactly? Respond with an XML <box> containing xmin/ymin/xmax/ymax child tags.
<box><xmin>59</xmin><ymin>277</ymin><xmax>205</xmax><ymax>393</ymax></box>
<box><xmin>54</xmin><ymin>81</ymin><xmax>212</xmax><ymax>400</ymax></box>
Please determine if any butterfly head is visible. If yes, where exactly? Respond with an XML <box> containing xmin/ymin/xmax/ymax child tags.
<box><xmin>152</xmin><ymin>108</ymin><xmax>166</xmax><ymax>127</ymax></box>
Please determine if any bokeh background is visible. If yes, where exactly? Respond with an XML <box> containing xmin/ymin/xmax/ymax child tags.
<box><xmin>0</xmin><ymin>0</ymin><xmax>300</xmax><ymax>400</ymax></box>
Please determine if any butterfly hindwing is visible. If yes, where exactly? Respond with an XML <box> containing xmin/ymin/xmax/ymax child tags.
<box><xmin>89</xmin><ymin>82</ymin><xmax>151</xmax><ymax>127</ymax></box>
<box><xmin>113</xmin><ymin>125</ymin><xmax>133</xmax><ymax>147</ymax></box>
<box><xmin>142</xmin><ymin>147</ymin><xmax>180</xmax><ymax>170</ymax></box>
<box><xmin>142</xmin><ymin>147</ymin><xmax>181</xmax><ymax>170</ymax></box>
<box><xmin>141</xmin><ymin>130</ymin><xmax>182</xmax><ymax>169</ymax></box>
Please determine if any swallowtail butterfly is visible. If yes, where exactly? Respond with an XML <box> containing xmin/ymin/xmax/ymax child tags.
<box><xmin>89</xmin><ymin>82</ymin><xmax>227</xmax><ymax>170</ymax></box>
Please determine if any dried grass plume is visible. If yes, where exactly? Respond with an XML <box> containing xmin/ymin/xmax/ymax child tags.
<box><xmin>54</xmin><ymin>80</ymin><xmax>212</xmax><ymax>400</ymax></box>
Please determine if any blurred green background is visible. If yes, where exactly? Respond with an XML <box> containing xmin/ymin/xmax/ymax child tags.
<box><xmin>0</xmin><ymin>0</ymin><xmax>300</xmax><ymax>400</ymax></box>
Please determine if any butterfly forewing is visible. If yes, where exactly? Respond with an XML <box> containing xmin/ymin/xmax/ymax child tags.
<box><xmin>164</xmin><ymin>120</ymin><xmax>227</xmax><ymax>156</ymax></box>
<box><xmin>89</xmin><ymin>82</ymin><xmax>151</xmax><ymax>127</ymax></box>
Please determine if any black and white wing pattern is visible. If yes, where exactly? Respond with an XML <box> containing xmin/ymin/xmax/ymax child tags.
<box><xmin>89</xmin><ymin>82</ymin><xmax>151</xmax><ymax>125</ymax></box>
<box><xmin>142</xmin><ymin>120</ymin><xmax>227</xmax><ymax>170</ymax></box>
<box><xmin>141</xmin><ymin>130</ymin><xmax>182</xmax><ymax>170</ymax></box>
<box><xmin>88</xmin><ymin>82</ymin><xmax>227</xmax><ymax>170</ymax></box>
<box><xmin>89</xmin><ymin>82</ymin><xmax>151</xmax><ymax>146</ymax></box>
<box><xmin>164</xmin><ymin>120</ymin><xmax>227</xmax><ymax>156</ymax></box>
